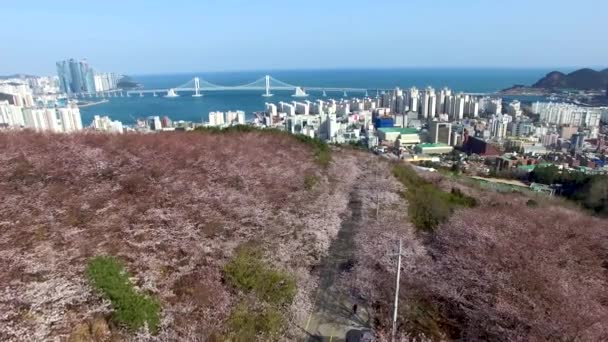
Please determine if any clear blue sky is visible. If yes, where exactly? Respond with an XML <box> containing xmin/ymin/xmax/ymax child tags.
<box><xmin>2</xmin><ymin>0</ymin><xmax>606</xmax><ymax>75</ymax></box>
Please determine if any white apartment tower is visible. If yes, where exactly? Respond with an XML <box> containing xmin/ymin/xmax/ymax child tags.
<box><xmin>0</xmin><ymin>101</ymin><xmax>25</xmax><ymax>127</ymax></box>
<box><xmin>57</xmin><ymin>106</ymin><xmax>83</xmax><ymax>132</ymax></box>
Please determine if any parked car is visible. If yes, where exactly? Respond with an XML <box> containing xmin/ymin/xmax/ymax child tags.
<box><xmin>345</xmin><ymin>329</ymin><xmax>374</xmax><ymax>342</ymax></box>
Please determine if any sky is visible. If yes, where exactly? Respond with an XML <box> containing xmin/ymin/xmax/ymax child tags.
<box><xmin>2</xmin><ymin>0</ymin><xmax>607</xmax><ymax>75</ymax></box>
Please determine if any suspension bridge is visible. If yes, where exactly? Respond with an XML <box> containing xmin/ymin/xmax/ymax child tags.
<box><xmin>74</xmin><ymin>75</ymin><xmax>373</xmax><ymax>99</ymax></box>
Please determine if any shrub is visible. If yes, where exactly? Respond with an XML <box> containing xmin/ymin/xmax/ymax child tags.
<box><xmin>392</xmin><ymin>164</ymin><xmax>476</xmax><ymax>231</ymax></box>
<box><xmin>303</xmin><ymin>175</ymin><xmax>319</xmax><ymax>190</ymax></box>
<box><xmin>227</xmin><ymin>301</ymin><xmax>284</xmax><ymax>341</ymax></box>
<box><xmin>119</xmin><ymin>174</ymin><xmax>148</xmax><ymax>195</ymax></box>
<box><xmin>447</xmin><ymin>188</ymin><xmax>478</xmax><ymax>208</ymax></box>
<box><xmin>526</xmin><ymin>199</ymin><xmax>539</xmax><ymax>207</ymax></box>
<box><xmin>223</xmin><ymin>245</ymin><xmax>296</xmax><ymax>306</ymax></box>
<box><xmin>9</xmin><ymin>155</ymin><xmax>39</xmax><ymax>184</ymax></box>
<box><xmin>294</xmin><ymin>134</ymin><xmax>331</xmax><ymax>168</ymax></box>
<box><xmin>582</xmin><ymin>177</ymin><xmax>608</xmax><ymax>215</ymax></box>
<box><xmin>409</xmin><ymin>186</ymin><xmax>452</xmax><ymax>232</ymax></box>
<box><xmin>86</xmin><ymin>256</ymin><xmax>161</xmax><ymax>333</ymax></box>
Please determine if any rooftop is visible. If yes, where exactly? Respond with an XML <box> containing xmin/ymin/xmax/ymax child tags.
<box><xmin>517</xmin><ymin>162</ymin><xmax>553</xmax><ymax>171</ymax></box>
<box><xmin>417</xmin><ymin>143</ymin><xmax>450</xmax><ymax>148</ymax></box>
<box><xmin>377</xmin><ymin>127</ymin><xmax>418</xmax><ymax>134</ymax></box>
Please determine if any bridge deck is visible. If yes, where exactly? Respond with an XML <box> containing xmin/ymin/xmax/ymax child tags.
<box><xmin>70</xmin><ymin>75</ymin><xmax>492</xmax><ymax>96</ymax></box>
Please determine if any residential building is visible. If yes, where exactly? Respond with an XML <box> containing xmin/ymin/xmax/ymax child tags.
<box><xmin>56</xmin><ymin>58</ymin><xmax>97</xmax><ymax>94</ymax></box>
<box><xmin>209</xmin><ymin>111</ymin><xmax>225</xmax><ymax>126</ymax></box>
<box><xmin>560</xmin><ymin>125</ymin><xmax>578</xmax><ymax>140</ymax></box>
<box><xmin>147</xmin><ymin>116</ymin><xmax>162</xmax><ymax>130</ymax></box>
<box><xmin>429</xmin><ymin>121</ymin><xmax>452</xmax><ymax>145</ymax></box>
<box><xmin>57</xmin><ymin>106</ymin><xmax>83</xmax><ymax>132</ymax></box>
<box><xmin>91</xmin><ymin>115</ymin><xmax>124</xmax><ymax>133</ymax></box>
<box><xmin>0</xmin><ymin>100</ymin><xmax>24</xmax><ymax>127</ymax></box>
<box><xmin>0</xmin><ymin>82</ymin><xmax>35</xmax><ymax>107</ymax></box>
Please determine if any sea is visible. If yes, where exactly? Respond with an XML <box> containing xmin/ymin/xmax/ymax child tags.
<box><xmin>79</xmin><ymin>68</ymin><xmax>556</xmax><ymax>125</ymax></box>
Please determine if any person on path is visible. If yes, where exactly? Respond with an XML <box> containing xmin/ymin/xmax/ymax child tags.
<box><xmin>353</xmin><ymin>303</ymin><xmax>358</xmax><ymax>315</ymax></box>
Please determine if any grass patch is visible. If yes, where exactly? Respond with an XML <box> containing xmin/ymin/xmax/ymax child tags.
<box><xmin>223</xmin><ymin>244</ymin><xmax>296</xmax><ymax>338</ymax></box>
<box><xmin>86</xmin><ymin>256</ymin><xmax>161</xmax><ymax>333</ymax></box>
<box><xmin>228</xmin><ymin>300</ymin><xmax>284</xmax><ymax>341</ymax></box>
<box><xmin>223</xmin><ymin>245</ymin><xmax>296</xmax><ymax>306</ymax></box>
<box><xmin>392</xmin><ymin>164</ymin><xmax>477</xmax><ymax>231</ymax></box>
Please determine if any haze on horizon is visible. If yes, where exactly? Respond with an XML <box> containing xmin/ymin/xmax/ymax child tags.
<box><xmin>2</xmin><ymin>0</ymin><xmax>607</xmax><ymax>75</ymax></box>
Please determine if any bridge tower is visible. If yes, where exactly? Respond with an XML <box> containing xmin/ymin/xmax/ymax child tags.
<box><xmin>193</xmin><ymin>77</ymin><xmax>203</xmax><ymax>97</ymax></box>
<box><xmin>262</xmin><ymin>75</ymin><xmax>273</xmax><ymax>97</ymax></box>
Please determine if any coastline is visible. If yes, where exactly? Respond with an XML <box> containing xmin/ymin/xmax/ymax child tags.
<box><xmin>77</xmin><ymin>99</ymin><xmax>109</xmax><ymax>108</ymax></box>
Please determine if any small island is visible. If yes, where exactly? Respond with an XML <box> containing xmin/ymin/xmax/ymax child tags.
<box><xmin>116</xmin><ymin>76</ymin><xmax>143</xmax><ymax>90</ymax></box>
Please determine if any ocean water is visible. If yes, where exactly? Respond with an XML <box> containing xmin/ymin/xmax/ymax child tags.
<box><xmin>79</xmin><ymin>68</ymin><xmax>553</xmax><ymax>125</ymax></box>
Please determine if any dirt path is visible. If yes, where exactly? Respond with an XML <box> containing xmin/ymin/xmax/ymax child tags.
<box><xmin>302</xmin><ymin>170</ymin><xmax>374</xmax><ymax>341</ymax></box>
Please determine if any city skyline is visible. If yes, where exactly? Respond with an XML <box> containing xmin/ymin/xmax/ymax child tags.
<box><xmin>2</xmin><ymin>0</ymin><xmax>608</xmax><ymax>75</ymax></box>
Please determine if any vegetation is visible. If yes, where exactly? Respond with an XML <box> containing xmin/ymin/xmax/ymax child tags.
<box><xmin>224</xmin><ymin>245</ymin><xmax>296</xmax><ymax>306</ymax></box>
<box><xmin>195</xmin><ymin>125</ymin><xmax>332</xmax><ymax>167</ymax></box>
<box><xmin>293</xmin><ymin>133</ymin><xmax>332</xmax><ymax>168</ymax></box>
<box><xmin>0</xmin><ymin>131</ymin><xmax>346</xmax><ymax>340</ymax></box>
<box><xmin>227</xmin><ymin>301</ymin><xmax>284</xmax><ymax>341</ymax></box>
<box><xmin>86</xmin><ymin>256</ymin><xmax>161</xmax><ymax>333</ymax></box>
<box><xmin>392</xmin><ymin>163</ymin><xmax>477</xmax><ymax>231</ymax></box>
<box><xmin>2</xmin><ymin>131</ymin><xmax>607</xmax><ymax>341</ymax></box>
<box><xmin>413</xmin><ymin>195</ymin><xmax>608</xmax><ymax>341</ymax></box>
<box><xmin>364</xmin><ymin>161</ymin><xmax>608</xmax><ymax>340</ymax></box>
<box><xmin>223</xmin><ymin>245</ymin><xmax>296</xmax><ymax>339</ymax></box>
<box><xmin>530</xmin><ymin>165</ymin><xmax>608</xmax><ymax>215</ymax></box>
<box><xmin>194</xmin><ymin>124</ymin><xmax>262</xmax><ymax>134</ymax></box>
<box><xmin>490</xmin><ymin>164</ymin><xmax>608</xmax><ymax>216</ymax></box>
<box><xmin>526</xmin><ymin>199</ymin><xmax>538</xmax><ymax>207</ymax></box>
<box><xmin>303</xmin><ymin>174</ymin><xmax>319</xmax><ymax>190</ymax></box>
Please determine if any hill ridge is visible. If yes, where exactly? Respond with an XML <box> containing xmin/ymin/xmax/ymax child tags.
<box><xmin>532</xmin><ymin>67</ymin><xmax>608</xmax><ymax>89</ymax></box>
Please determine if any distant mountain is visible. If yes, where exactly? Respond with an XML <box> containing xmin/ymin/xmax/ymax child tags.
<box><xmin>0</xmin><ymin>74</ymin><xmax>37</xmax><ymax>80</ymax></box>
<box><xmin>532</xmin><ymin>68</ymin><xmax>608</xmax><ymax>90</ymax></box>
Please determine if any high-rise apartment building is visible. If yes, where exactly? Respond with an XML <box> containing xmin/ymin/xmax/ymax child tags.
<box><xmin>93</xmin><ymin>73</ymin><xmax>120</xmax><ymax>92</ymax></box>
<box><xmin>209</xmin><ymin>112</ymin><xmax>225</xmax><ymax>126</ymax></box>
<box><xmin>56</xmin><ymin>58</ymin><xmax>96</xmax><ymax>94</ymax></box>
<box><xmin>0</xmin><ymin>100</ymin><xmax>25</xmax><ymax>127</ymax></box>
<box><xmin>57</xmin><ymin>107</ymin><xmax>83</xmax><ymax>132</ymax></box>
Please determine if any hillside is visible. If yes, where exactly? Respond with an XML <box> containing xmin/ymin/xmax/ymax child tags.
<box><xmin>1</xmin><ymin>131</ymin><xmax>607</xmax><ymax>341</ymax></box>
<box><xmin>0</xmin><ymin>131</ymin><xmax>365</xmax><ymax>340</ymax></box>
<box><xmin>532</xmin><ymin>68</ymin><xmax>608</xmax><ymax>90</ymax></box>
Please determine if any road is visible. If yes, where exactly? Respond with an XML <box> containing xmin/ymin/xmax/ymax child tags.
<box><xmin>303</xmin><ymin>183</ymin><xmax>372</xmax><ymax>341</ymax></box>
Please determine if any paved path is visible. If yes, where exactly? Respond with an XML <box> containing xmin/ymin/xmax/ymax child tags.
<box><xmin>303</xmin><ymin>184</ymin><xmax>372</xmax><ymax>341</ymax></box>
